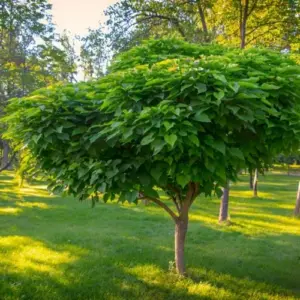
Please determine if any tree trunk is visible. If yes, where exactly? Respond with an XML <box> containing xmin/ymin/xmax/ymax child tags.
<box><xmin>239</xmin><ymin>0</ymin><xmax>249</xmax><ymax>49</ymax></box>
<box><xmin>287</xmin><ymin>164</ymin><xmax>290</xmax><ymax>176</ymax></box>
<box><xmin>175</xmin><ymin>217</ymin><xmax>188</xmax><ymax>275</ymax></box>
<box><xmin>294</xmin><ymin>181</ymin><xmax>300</xmax><ymax>216</ymax></box>
<box><xmin>249</xmin><ymin>169</ymin><xmax>253</xmax><ymax>189</ymax></box>
<box><xmin>1</xmin><ymin>140</ymin><xmax>10</xmax><ymax>169</ymax></box>
<box><xmin>196</xmin><ymin>1</ymin><xmax>209</xmax><ymax>41</ymax></box>
<box><xmin>253</xmin><ymin>168</ymin><xmax>258</xmax><ymax>197</ymax></box>
<box><xmin>219</xmin><ymin>182</ymin><xmax>230</xmax><ymax>223</ymax></box>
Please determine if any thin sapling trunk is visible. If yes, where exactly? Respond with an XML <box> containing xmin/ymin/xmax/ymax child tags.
<box><xmin>253</xmin><ymin>168</ymin><xmax>258</xmax><ymax>197</ymax></box>
<box><xmin>294</xmin><ymin>181</ymin><xmax>300</xmax><ymax>216</ymax></box>
<box><xmin>219</xmin><ymin>182</ymin><xmax>230</xmax><ymax>223</ymax></box>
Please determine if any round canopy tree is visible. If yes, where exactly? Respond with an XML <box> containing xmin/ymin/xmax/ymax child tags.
<box><xmin>4</xmin><ymin>39</ymin><xmax>300</xmax><ymax>274</ymax></box>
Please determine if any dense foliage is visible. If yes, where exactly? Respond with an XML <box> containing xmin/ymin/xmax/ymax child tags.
<box><xmin>4</xmin><ymin>39</ymin><xmax>300</xmax><ymax>202</ymax></box>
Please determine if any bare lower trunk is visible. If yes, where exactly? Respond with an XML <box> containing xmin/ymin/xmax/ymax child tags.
<box><xmin>249</xmin><ymin>169</ymin><xmax>253</xmax><ymax>189</ymax></box>
<box><xmin>253</xmin><ymin>168</ymin><xmax>258</xmax><ymax>197</ymax></box>
<box><xmin>142</xmin><ymin>199</ymin><xmax>149</xmax><ymax>205</ymax></box>
<box><xmin>287</xmin><ymin>164</ymin><xmax>290</xmax><ymax>176</ymax></box>
<box><xmin>1</xmin><ymin>141</ymin><xmax>10</xmax><ymax>169</ymax></box>
<box><xmin>294</xmin><ymin>181</ymin><xmax>300</xmax><ymax>216</ymax></box>
<box><xmin>175</xmin><ymin>217</ymin><xmax>188</xmax><ymax>275</ymax></box>
<box><xmin>219</xmin><ymin>183</ymin><xmax>230</xmax><ymax>223</ymax></box>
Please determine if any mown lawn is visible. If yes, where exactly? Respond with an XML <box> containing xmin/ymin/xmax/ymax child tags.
<box><xmin>1</xmin><ymin>171</ymin><xmax>300</xmax><ymax>300</ymax></box>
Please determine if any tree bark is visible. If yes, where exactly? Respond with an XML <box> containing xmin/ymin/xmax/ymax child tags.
<box><xmin>294</xmin><ymin>181</ymin><xmax>300</xmax><ymax>216</ymax></box>
<box><xmin>219</xmin><ymin>182</ymin><xmax>230</xmax><ymax>223</ymax></box>
<box><xmin>239</xmin><ymin>0</ymin><xmax>249</xmax><ymax>49</ymax></box>
<box><xmin>253</xmin><ymin>168</ymin><xmax>258</xmax><ymax>197</ymax></box>
<box><xmin>196</xmin><ymin>1</ymin><xmax>209</xmax><ymax>41</ymax></box>
<box><xmin>175</xmin><ymin>217</ymin><xmax>188</xmax><ymax>275</ymax></box>
<box><xmin>1</xmin><ymin>140</ymin><xmax>10</xmax><ymax>169</ymax></box>
<box><xmin>249</xmin><ymin>169</ymin><xmax>253</xmax><ymax>189</ymax></box>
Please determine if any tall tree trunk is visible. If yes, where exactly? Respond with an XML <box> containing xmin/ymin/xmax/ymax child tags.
<box><xmin>294</xmin><ymin>181</ymin><xmax>300</xmax><ymax>216</ymax></box>
<box><xmin>249</xmin><ymin>169</ymin><xmax>253</xmax><ymax>189</ymax></box>
<box><xmin>1</xmin><ymin>140</ymin><xmax>10</xmax><ymax>169</ymax></box>
<box><xmin>196</xmin><ymin>1</ymin><xmax>209</xmax><ymax>41</ymax></box>
<box><xmin>219</xmin><ymin>182</ymin><xmax>230</xmax><ymax>223</ymax></box>
<box><xmin>239</xmin><ymin>0</ymin><xmax>249</xmax><ymax>49</ymax></box>
<box><xmin>175</xmin><ymin>216</ymin><xmax>188</xmax><ymax>275</ymax></box>
<box><xmin>253</xmin><ymin>168</ymin><xmax>258</xmax><ymax>197</ymax></box>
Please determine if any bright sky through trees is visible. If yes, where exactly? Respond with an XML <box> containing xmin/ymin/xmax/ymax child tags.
<box><xmin>49</xmin><ymin>0</ymin><xmax>118</xmax><ymax>35</ymax></box>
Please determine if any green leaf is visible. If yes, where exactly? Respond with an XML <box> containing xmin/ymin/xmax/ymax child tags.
<box><xmin>230</xmin><ymin>148</ymin><xmax>244</xmax><ymax>160</ymax></box>
<box><xmin>181</xmin><ymin>83</ymin><xmax>193</xmax><ymax>92</ymax></box>
<box><xmin>163</xmin><ymin>121</ymin><xmax>174</xmax><ymax>131</ymax></box>
<box><xmin>188</xmin><ymin>135</ymin><xmax>200</xmax><ymax>146</ymax></box>
<box><xmin>176</xmin><ymin>174</ymin><xmax>191</xmax><ymax>188</ymax></box>
<box><xmin>151</xmin><ymin>139</ymin><xmax>166</xmax><ymax>155</ymax></box>
<box><xmin>126</xmin><ymin>190</ymin><xmax>139</xmax><ymax>203</ymax></box>
<box><xmin>193</xmin><ymin>112</ymin><xmax>211</xmax><ymax>123</ymax></box>
<box><xmin>57</xmin><ymin>126</ymin><xmax>63</xmax><ymax>133</ymax></box>
<box><xmin>72</xmin><ymin>127</ymin><xmax>87</xmax><ymax>136</ymax></box>
<box><xmin>195</xmin><ymin>83</ymin><xmax>207</xmax><ymax>94</ymax></box>
<box><xmin>106</xmin><ymin>169</ymin><xmax>118</xmax><ymax>179</ymax></box>
<box><xmin>164</xmin><ymin>134</ymin><xmax>177</xmax><ymax>148</ymax></box>
<box><xmin>205</xmin><ymin>139</ymin><xmax>226</xmax><ymax>154</ymax></box>
<box><xmin>261</xmin><ymin>83</ymin><xmax>281</xmax><ymax>90</ymax></box>
<box><xmin>141</xmin><ymin>133</ymin><xmax>155</xmax><ymax>145</ymax></box>
<box><xmin>213</xmin><ymin>90</ymin><xmax>225</xmax><ymax>102</ymax></box>
<box><xmin>150</xmin><ymin>166</ymin><xmax>163</xmax><ymax>182</ymax></box>
<box><xmin>213</xmin><ymin>74</ymin><xmax>227</xmax><ymax>84</ymax></box>
<box><xmin>142</xmin><ymin>186</ymin><xmax>159</xmax><ymax>198</ymax></box>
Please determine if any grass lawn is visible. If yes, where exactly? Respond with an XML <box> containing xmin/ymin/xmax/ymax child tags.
<box><xmin>1</xmin><ymin>171</ymin><xmax>300</xmax><ymax>300</ymax></box>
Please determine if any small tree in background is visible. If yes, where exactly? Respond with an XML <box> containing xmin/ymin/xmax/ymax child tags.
<box><xmin>4</xmin><ymin>40</ymin><xmax>300</xmax><ymax>275</ymax></box>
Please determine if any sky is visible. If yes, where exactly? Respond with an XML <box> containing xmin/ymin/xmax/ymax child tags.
<box><xmin>49</xmin><ymin>0</ymin><xmax>119</xmax><ymax>35</ymax></box>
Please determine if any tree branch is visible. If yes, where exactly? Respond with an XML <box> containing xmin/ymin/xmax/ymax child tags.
<box><xmin>140</xmin><ymin>193</ymin><xmax>178</xmax><ymax>221</ymax></box>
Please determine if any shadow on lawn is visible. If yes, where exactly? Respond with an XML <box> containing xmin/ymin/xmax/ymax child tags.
<box><xmin>1</xmin><ymin>173</ymin><xmax>300</xmax><ymax>299</ymax></box>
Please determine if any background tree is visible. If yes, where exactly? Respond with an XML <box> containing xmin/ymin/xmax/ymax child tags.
<box><xmin>4</xmin><ymin>39</ymin><xmax>300</xmax><ymax>274</ymax></box>
<box><xmin>215</xmin><ymin>0</ymin><xmax>300</xmax><ymax>49</ymax></box>
<box><xmin>0</xmin><ymin>0</ymin><xmax>77</xmax><ymax>168</ymax></box>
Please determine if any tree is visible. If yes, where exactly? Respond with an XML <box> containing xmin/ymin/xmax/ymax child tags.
<box><xmin>104</xmin><ymin>0</ymin><xmax>216</xmax><ymax>53</ymax></box>
<box><xmin>4</xmin><ymin>39</ymin><xmax>300</xmax><ymax>275</ymax></box>
<box><xmin>215</xmin><ymin>0</ymin><xmax>300</xmax><ymax>49</ymax></box>
<box><xmin>80</xmin><ymin>27</ymin><xmax>108</xmax><ymax>80</ymax></box>
<box><xmin>0</xmin><ymin>0</ymin><xmax>77</xmax><ymax>168</ymax></box>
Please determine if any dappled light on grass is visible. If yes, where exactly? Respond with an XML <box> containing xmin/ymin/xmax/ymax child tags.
<box><xmin>17</xmin><ymin>201</ymin><xmax>50</xmax><ymax>209</ymax></box>
<box><xmin>125</xmin><ymin>264</ymin><xmax>234</xmax><ymax>299</ymax></box>
<box><xmin>0</xmin><ymin>236</ymin><xmax>78</xmax><ymax>282</ymax></box>
<box><xmin>1</xmin><ymin>171</ymin><xmax>300</xmax><ymax>299</ymax></box>
<box><xmin>230</xmin><ymin>190</ymin><xmax>274</xmax><ymax>199</ymax></box>
<box><xmin>0</xmin><ymin>207</ymin><xmax>22</xmax><ymax>215</ymax></box>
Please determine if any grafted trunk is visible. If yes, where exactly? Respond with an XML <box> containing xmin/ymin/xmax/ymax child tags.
<box><xmin>1</xmin><ymin>140</ymin><xmax>10</xmax><ymax>169</ymax></box>
<box><xmin>294</xmin><ymin>181</ymin><xmax>300</xmax><ymax>216</ymax></box>
<box><xmin>219</xmin><ymin>182</ymin><xmax>230</xmax><ymax>223</ymax></box>
<box><xmin>249</xmin><ymin>169</ymin><xmax>253</xmax><ymax>189</ymax></box>
<box><xmin>175</xmin><ymin>217</ymin><xmax>188</xmax><ymax>275</ymax></box>
<box><xmin>253</xmin><ymin>168</ymin><xmax>258</xmax><ymax>197</ymax></box>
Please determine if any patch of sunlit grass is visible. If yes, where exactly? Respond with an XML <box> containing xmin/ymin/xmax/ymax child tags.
<box><xmin>17</xmin><ymin>201</ymin><xmax>50</xmax><ymax>209</ymax></box>
<box><xmin>230</xmin><ymin>190</ymin><xmax>274</xmax><ymax>199</ymax></box>
<box><xmin>0</xmin><ymin>236</ymin><xmax>78</xmax><ymax>282</ymax></box>
<box><xmin>0</xmin><ymin>207</ymin><xmax>22</xmax><ymax>215</ymax></box>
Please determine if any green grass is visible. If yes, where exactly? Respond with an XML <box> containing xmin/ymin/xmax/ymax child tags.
<box><xmin>1</xmin><ymin>172</ymin><xmax>300</xmax><ymax>300</ymax></box>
